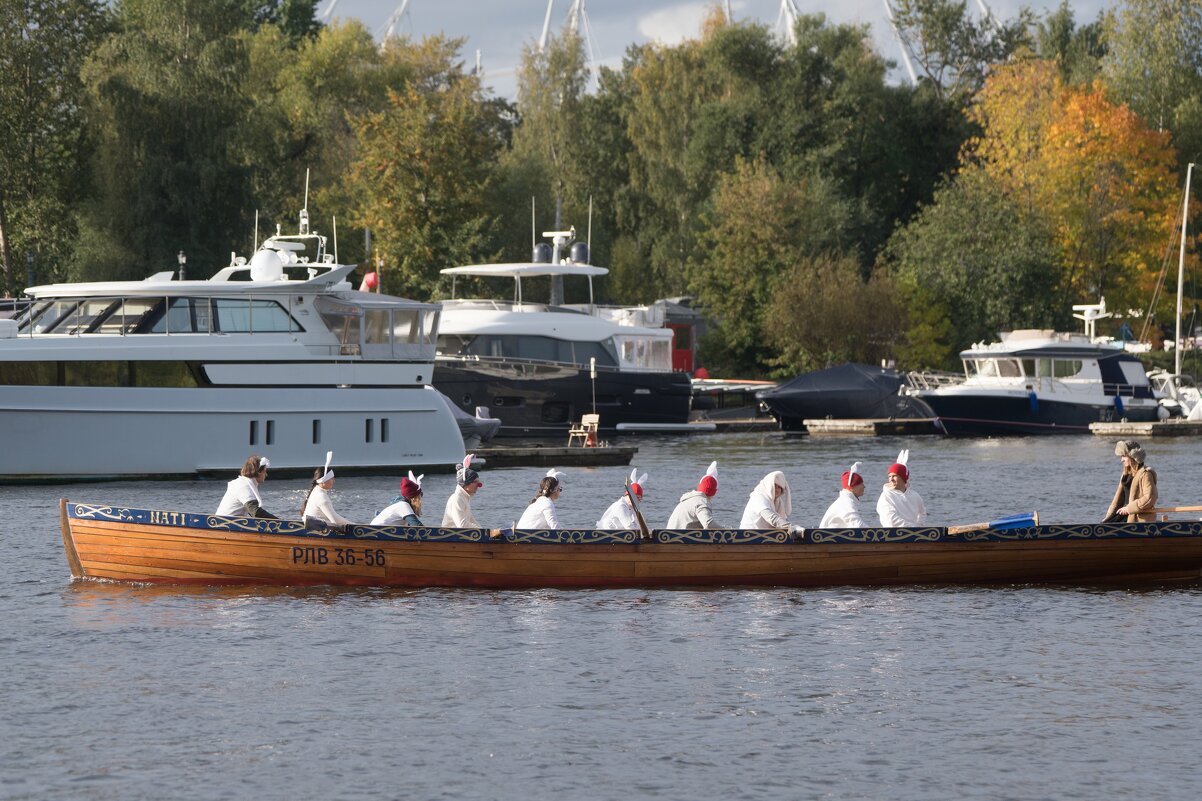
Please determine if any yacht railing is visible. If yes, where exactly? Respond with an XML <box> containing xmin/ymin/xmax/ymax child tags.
<box><xmin>904</xmin><ymin>370</ymin><xmax>963</xmax><ymax>390</ymax></box>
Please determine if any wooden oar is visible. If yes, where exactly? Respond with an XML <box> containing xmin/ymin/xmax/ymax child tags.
<box><xmin>1146</xmin><ymin>505</ymin><xmax>1202</xmax><ymax>514</ymax></box>
<box><xmin>624</xmin><ymin>478</ymin><xmax>651</xmax><ymax>540</ymax></box>
<box><xmin>948</xmin><ymin>512</ymin><xmax>1038</xmax><ymax>535</ymax></box>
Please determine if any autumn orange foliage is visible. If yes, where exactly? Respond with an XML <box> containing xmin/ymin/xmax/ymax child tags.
<box><xmin>964</xmin><ymin>60</ymin><xmax>1179</xmax><ymax>313</ymax></box>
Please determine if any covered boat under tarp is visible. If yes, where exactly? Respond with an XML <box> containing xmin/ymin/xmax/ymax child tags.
<box><xmin>757</xmin><ymin>363</ymin><xmax>932</xmax><ymax>431</ymax></box>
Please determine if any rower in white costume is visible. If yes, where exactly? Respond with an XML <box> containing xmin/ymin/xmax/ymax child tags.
<box><xmin>666</xmin><ymin>461</ymin><xmax>722</xmax><ymax>529</ymax></box>
<box><xmin>517</xmin><ymin>469</ymin><xmax>565</xmax><ymax>529</ymax></box>
<box><xmin>216</xmin><ymin>454</ymin><xmax>276</xmax><ymax>518</ymax></box>
<box><xmin>372</xmin><ymin>471</ymin><xmax>425</xmax><ymax>526</ymax></box>
<box><xmin>443</xmin><ymin>454</ymin><xmax>483</xmax><ymax>528</ymax></box>
<box><xmin>819</xmin><ymin>461</ymin><xmax>866</xmax><ymax>528</ymax></box>
<box><xmin>597</xmin><ymin>469</ymin><xmax>647</xmax><ymax>529</ymax></box>
<box><xmin>302</xmin><ymin>451</ymin><xmax>353</xmax><ymax>530</ymax></box>
<box><xmin>876</xmin><ymin>450</ymin><xmax>928</xmax><ymax>527</ymax></box>
<box><xmin>739</xmin><ymin>471</ymin><xmax>802</xmax><ymax>532</ymax></box>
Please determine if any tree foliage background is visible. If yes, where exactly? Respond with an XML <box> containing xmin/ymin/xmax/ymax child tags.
<box><xmin>1</xmin><ymin>0</ymin><xmax>1199</xmax><ymax>377</ymax></box>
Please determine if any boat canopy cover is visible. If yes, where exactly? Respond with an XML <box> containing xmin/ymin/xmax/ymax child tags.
<box><xmin>757</xmin><ymin>362</ymin><xmax>931</xmax><ymax>422</ymax></box>
<box><xmin>441</xmin><ymin>263</ymin><xmax>608</xmax><ymax>278</ymax></box>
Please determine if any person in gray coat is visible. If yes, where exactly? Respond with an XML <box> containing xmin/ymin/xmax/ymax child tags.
<box><xmin>666</xmin><ymin>461</ymin><xmax>722</xmax><ymax>529</ymax></box>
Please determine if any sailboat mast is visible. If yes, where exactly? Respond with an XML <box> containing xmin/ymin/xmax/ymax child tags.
<box><xmin>1176</xmin><ymin>163</ymin><xmax>1195</xmax><ymax>376</ymax></box>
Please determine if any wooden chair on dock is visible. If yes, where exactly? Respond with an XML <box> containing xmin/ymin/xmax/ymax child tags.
<box><xmin>567</xmin><ymin>413</ymin><xmax>600</xmax><ymax>447</ymax></box>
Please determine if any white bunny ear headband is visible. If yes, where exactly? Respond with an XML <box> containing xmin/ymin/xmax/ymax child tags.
<box><xmin>896</xmin><ymin>449</ymin><xmax>910</xmax><ymax>466</ymax></box>
<box><xmin>848</xmin><ymin>461</ymin><xmax>861</xmax><ymax>478</ymax></box>
<box><xmin>457</xmin><ymin>454</ymin><xmax>473</xmax><ymax>478</ymax></box>
<box><xmin>408</xmin><ymin>469</ymin><xmax>424</xmax><ymax>489</ymax></box>
<box><xmin>705</xmin><ymin>460</ymin><xmax>718</xmax><ymax>479</ymax></box>
<box><xmin>629</xmin><ymin>468</ymin><xmax>648</xmax><ymax>486</ymax></box>
<box><xmin>318</xmin><ymin>451</ymin><xmax>334</xmax><ymax>483</ymax></box>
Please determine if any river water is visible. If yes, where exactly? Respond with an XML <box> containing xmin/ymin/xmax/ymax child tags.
<box><xmin>2</xmin><ymin>433</ymin><xmax>1201</xmax><ymax>800</ymax></box>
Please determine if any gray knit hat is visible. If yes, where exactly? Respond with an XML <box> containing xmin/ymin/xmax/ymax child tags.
<box><xmin>1114</xmin><ymin>440</ymin><xmax>1141</xmax><ymax>457</ymax></box>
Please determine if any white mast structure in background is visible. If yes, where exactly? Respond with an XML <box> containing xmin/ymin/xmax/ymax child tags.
<box><xmin>381</xmin><ymin>0</ymin><xmax>413</xmax><ymax>42</ymax></box>
<box><xmin>318</xmin><ymin>0</ymin><xmax>341</xmax><ymax>24</ymax></box>
<box><xmin>882</xmin><ymin>0</ymin><xmax>918</xmax><ymax>84</ymax></box>
<box><xmin>775</xmin><ymin>0</ymin><xmax>801</xmax><ymax>47</ymax></box>
<box><xmin>536</xmin><ymin>0</ymin><xmax>597</xmax><ymax>88</ymax></box>
<box><xmin>882</xmin><ymin>0</ymin><xmax>994</xmax><ymax>87</ymax></box>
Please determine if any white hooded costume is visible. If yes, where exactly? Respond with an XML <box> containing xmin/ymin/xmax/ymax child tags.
<box><xmin>876</xmin><ymin>450</ymin><xmax>927</xmax><ymax>527</ymax></box>
<box><xmin>739</xmin><ymin>471</ymin><xmax>794</xmax><ymax>529</ymax></box>
<box><xmin>821</xmin><ymin>491</ymin><xmax>865</xmax><ymax>528</ymax></box>
<box><xmin>597</xmin><ymin>469</ymin><xmax>646</xmax><ymax>529</ymax></box>
<box><xmin>819</xmin><ymin>462</ymin><xmax>865</xmax><ymax>528</ymax></box>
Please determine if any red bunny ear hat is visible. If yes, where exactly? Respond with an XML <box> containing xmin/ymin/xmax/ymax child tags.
<box><xmin>400</xmin><ymin>470</ymin><xmax>424</xmax><ymax>498</ymax></box>
<box><xmin>888</xmin><ymin>450</ymin><xmax>910</xmax><ymax>482</ymax></box>
<box><xmin>629</xmin><ymin>468</ymin><xmax>648</xmax><ymax>499</ymax></box>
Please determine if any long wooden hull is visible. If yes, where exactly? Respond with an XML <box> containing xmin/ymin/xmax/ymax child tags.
<box><xmin>60</xmin><ymin>501</ymin><xmax>1202</xmax><ymax>588</ymax></box>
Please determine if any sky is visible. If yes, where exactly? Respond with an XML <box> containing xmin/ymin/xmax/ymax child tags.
<box><xmin>319</xmin><ymin>0</ymin><xmax>1114</xmax><ymax>97</ymax></box>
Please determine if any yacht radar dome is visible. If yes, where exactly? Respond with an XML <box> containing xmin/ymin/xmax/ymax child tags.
<box><xmin>249</xmin><ymin>249</ymin><xmax>284</xmax><ymax>282</ymax></box>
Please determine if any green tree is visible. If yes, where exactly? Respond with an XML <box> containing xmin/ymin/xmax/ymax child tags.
<box><xmin>237</xmin><ymin>19</ymin><xmax>397</xmax><ymax>259</ymax></box>
<box><xmin>508</xmin><ymin>28</ymin><xmax>589</xmax><ymax>229</ymax></box>
<box><xmin>1102</xmin><ymin>0</ymin><xmax>1202</xmax><ymax>169</ymax></box>
<box><xmin>346</xmin><ymin>36</ymin><xmax>506</xmax><ymax>299</ymax></box>
<box><xmin>0</xmin><ymin>0</ymin><xmax>106</xmax><ymax>292</ymax></box>
<box><xmin>691</xmin><ymin>157</ymin><xmax>852</xmax><ymax>376</ymax></box>
<box><xmin>765</xmin><ymin>254</ymin><xmax>906</xmax><ymax>375</ymax></box>
<box><xmin>245</xmin><ymin>0</ymin><xmax>321</xmax><ymax>43</ymax></box>
<box><xmin>882</xmin><ymin>167</ymin><xmax>1062</xmax><ymax>356</ymax></box>
<box><xmin>889</xmin><ymin>0</ymin><xmax>1032</xmax><ymax>102</ymax></box>
<box><xmin>1035</xmin><ymin>1</ymin><xmax>1106</xmax><ymax>85</ymax></box>
<box><xmin>78</xmin><ymin>0</ymin><xmax>256</xmax><ymax>279</ymax></box>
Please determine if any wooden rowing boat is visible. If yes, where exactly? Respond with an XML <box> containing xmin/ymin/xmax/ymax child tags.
<box><xmin>59</xmin><ymin>499</ymin><xmax>1202</xmax><ymax>588</ymax></box>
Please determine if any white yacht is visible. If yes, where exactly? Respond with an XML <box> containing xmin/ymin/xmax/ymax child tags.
<box><xmin>0</xmin><ymin>220</ymin><xmax>464</xmax><ymax>481</ymax></box>
<box><xmin>907</xmin><ymin>321</ymin><xmax>1160</xmax><ymax>436</ymax></box>
<box><xmin>433</xmin><ymin>230</ymin><xmax>692</xmax><ymax>436</ymax></box>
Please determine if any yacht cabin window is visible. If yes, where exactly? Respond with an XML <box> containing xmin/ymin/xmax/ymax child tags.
<box><xmin>18</xmin><ymin>296</ymin><xmax>299</xmax><ymax>335</ymax></box>
<box><xmin>315</xmin><ymin>298</ymin><xmax>435</xmax><ymax>360</ymax></box>
<box><xmin>965</xmin><ymin>358</ymin><xmax>1022</xmax><ymax>378</ymax></box>
<box><xmin>437</xmin><ymin>334</ymin><xmax>619</xmax><ymax>367</ymax></box>
<box><xmin>1025</xmin><ymin>358</ymin><xmax>1085</xmax><ymax>379</ymax></box>
<box><xmin>150</xmin><ymin>298</ymin><xmax>212</xmax><ymax>333</ymax></box>
<box><xmin>213</xmin><ymin>299</ymin><xmax>299</xmax><ymax>332</ymax></box>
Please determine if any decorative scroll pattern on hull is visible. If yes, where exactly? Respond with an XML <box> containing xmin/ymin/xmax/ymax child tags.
<box><xmin>809</xmin><ymin>527</ymin><xmax>945</xmax><ymax>544</ymax></box>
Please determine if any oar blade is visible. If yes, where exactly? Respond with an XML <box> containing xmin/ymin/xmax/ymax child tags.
<box><xmin>989</xmin><ymin>512</ymin><xmax>1037</xmax><ymax>530</ymax></box>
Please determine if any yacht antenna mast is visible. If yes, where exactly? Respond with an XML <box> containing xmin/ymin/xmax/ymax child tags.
<box><xmin>300</xmin><ymin>169</ymin><xmax>310</xmax><ymax>235</ymax></box>
<box><xmin>1176</xmin><ymin>163</ymin><xmax>1195</xmax><ymax>376</ymax></box>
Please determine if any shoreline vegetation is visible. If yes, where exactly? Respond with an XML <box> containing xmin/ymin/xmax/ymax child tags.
<box><xmin>1</xmin><ymin>0</ymin><xmax>1200</xmax><ymax>378</ymax></box>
